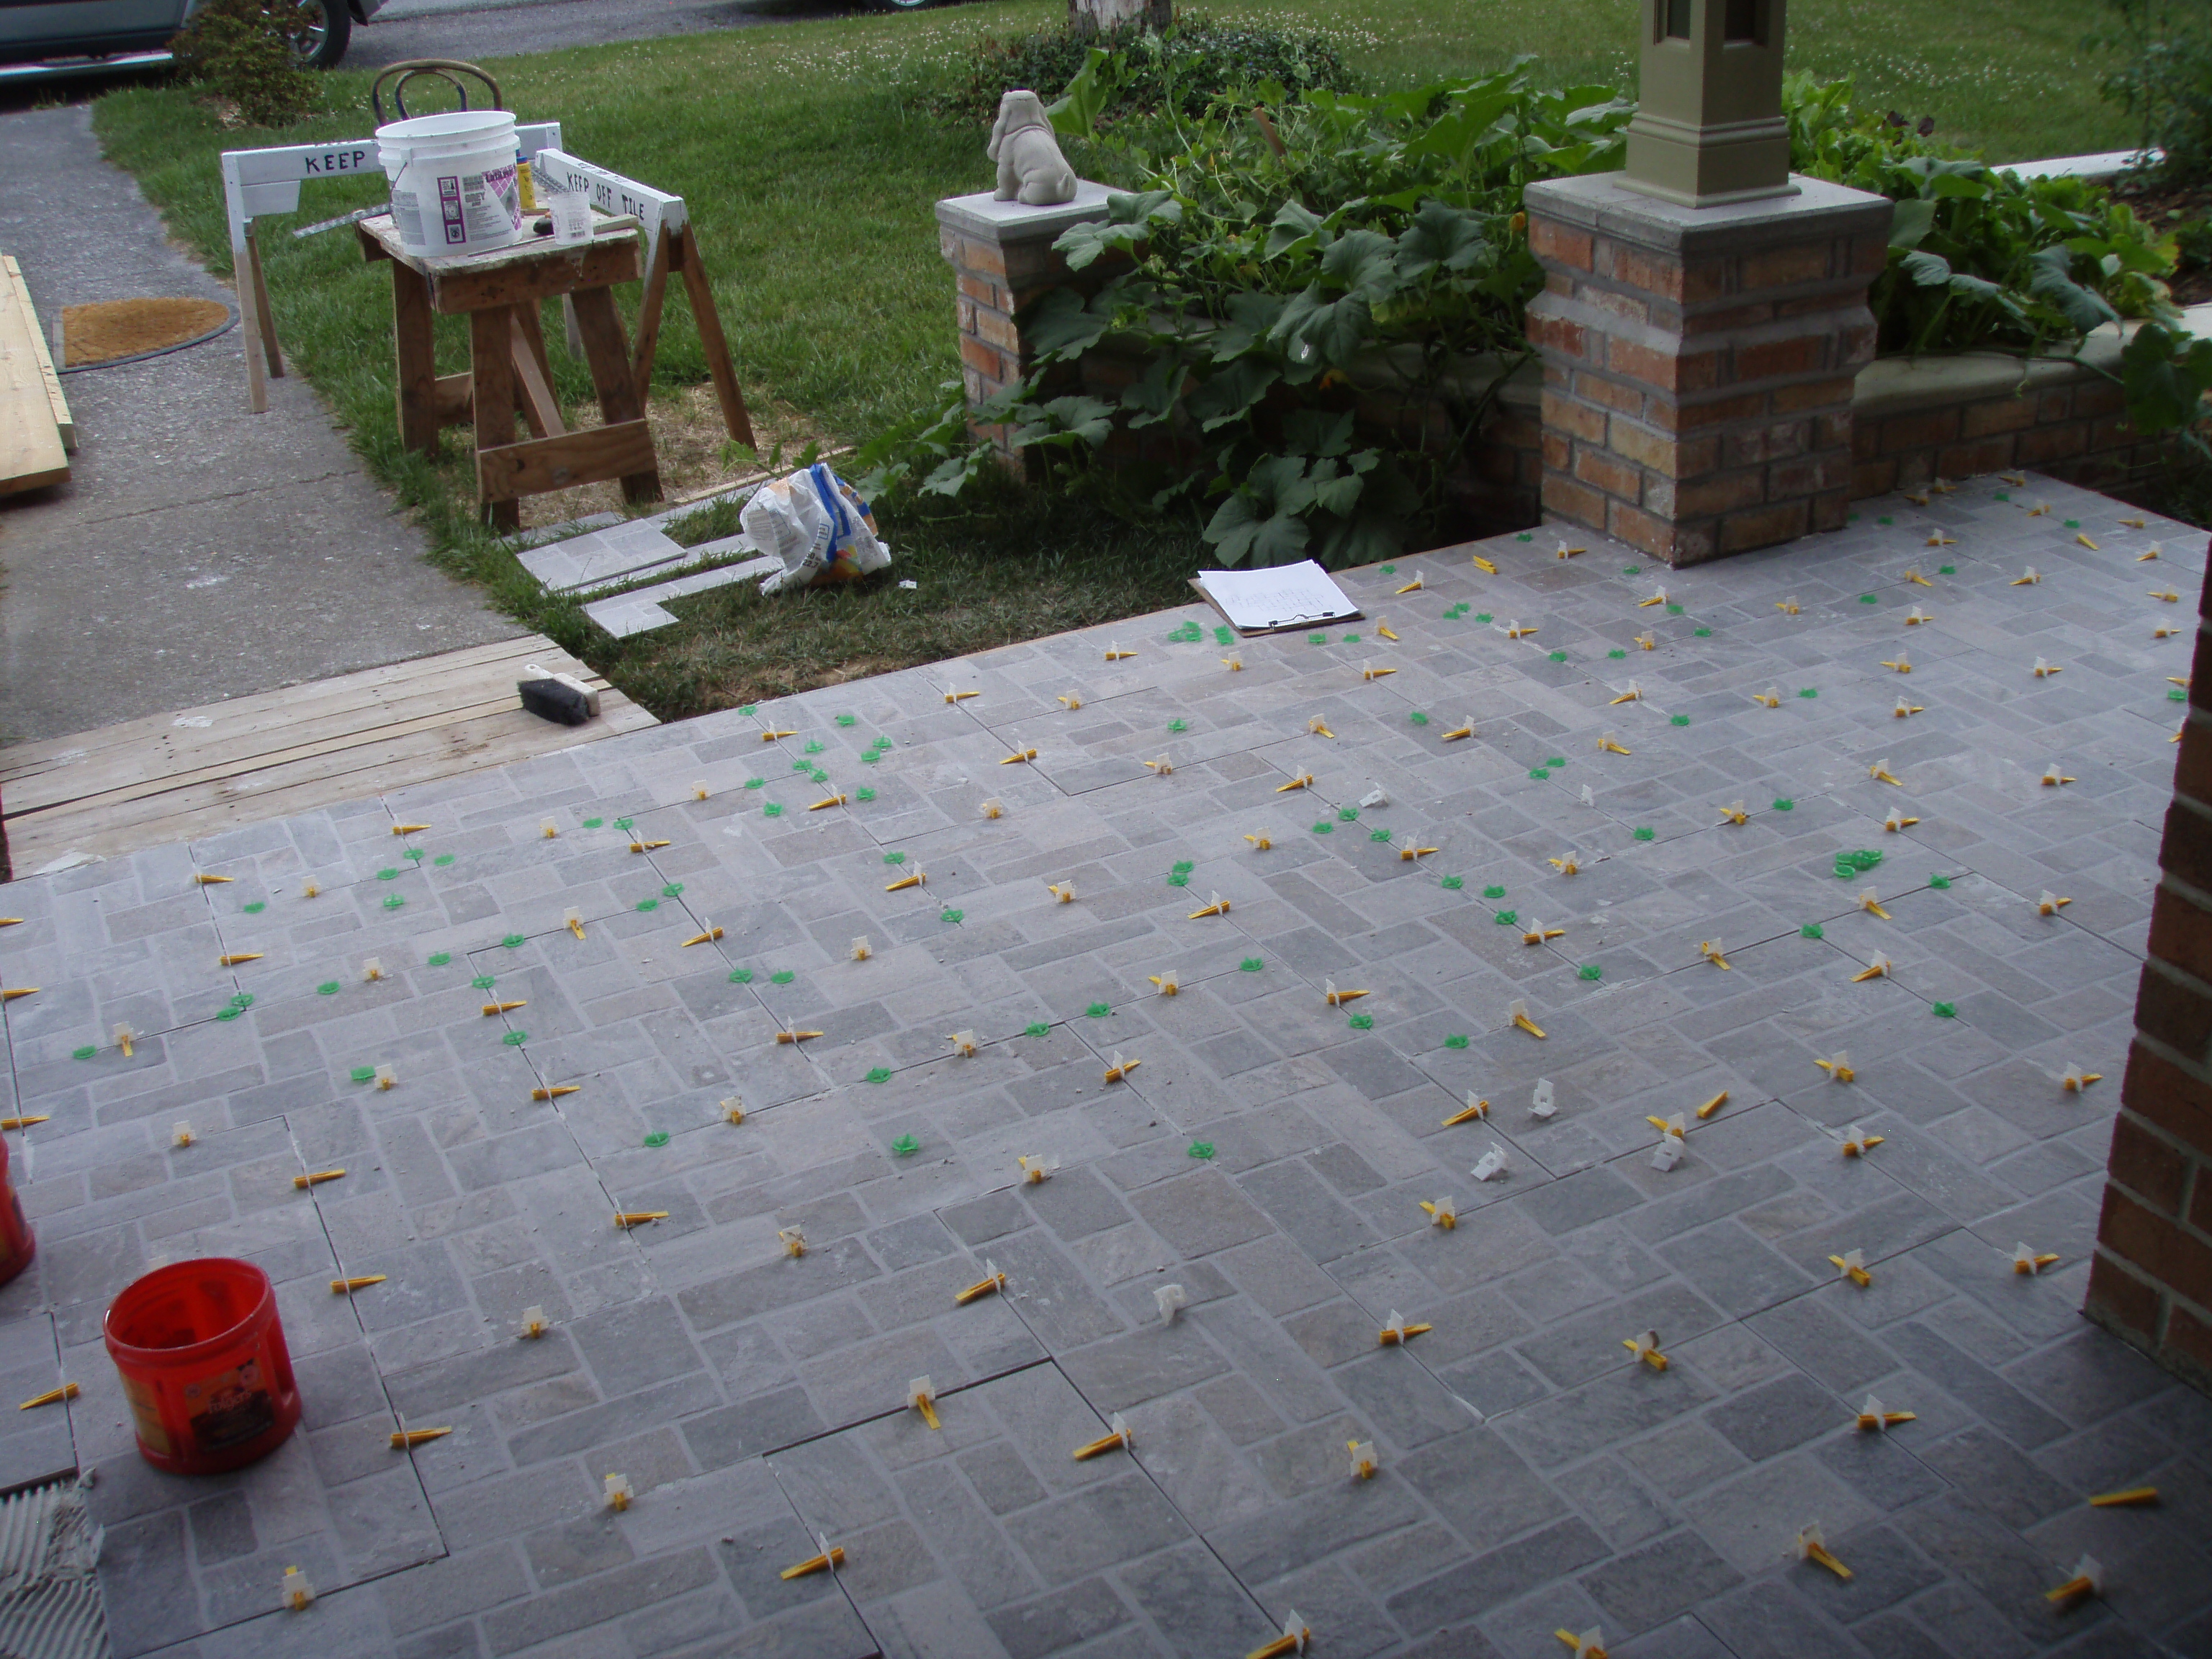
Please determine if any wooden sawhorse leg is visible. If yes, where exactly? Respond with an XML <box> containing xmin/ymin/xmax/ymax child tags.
<box><xmin>569</xmin><ymin>287</ymin><xmax>662</xmax><ymax>507</ymax></box>
<box><xmin>469</xmin><ymin>303</ymin><xmax>519</xmax><ymax>531</ymax></box>
<box><xmin>392</xmin><ymin>261</ymin><xmax>440</xmax><ymax>457</ymax></box>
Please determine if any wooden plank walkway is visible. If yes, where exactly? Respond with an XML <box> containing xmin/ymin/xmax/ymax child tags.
<box><xmin>0</xmin><ymin>634</ymin><xmax>653</xmax><ymax>871</ymax></box>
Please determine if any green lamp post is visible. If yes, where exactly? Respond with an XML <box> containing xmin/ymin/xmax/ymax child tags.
<box><xmin>1622</xmin><ymin>0</ymin><xmax>1796</xmax><ymax>207</ymax></box>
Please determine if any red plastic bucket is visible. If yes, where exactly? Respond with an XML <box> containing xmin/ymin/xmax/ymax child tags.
<box><xmin>0</xmin><ymin>1133</ymin><xmax>36</xmax><ymax>1288</ymax></box>
<box><xmin>104</xmin><ymin>1259</ymin><xmax>300</xmax><ymax>1475</ymax></box>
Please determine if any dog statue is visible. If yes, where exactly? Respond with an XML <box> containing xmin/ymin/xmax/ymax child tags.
<box><xmin>989</xmin><ymin>89</ymin><xmax>1077</xmax><ymax>207</ymax></box>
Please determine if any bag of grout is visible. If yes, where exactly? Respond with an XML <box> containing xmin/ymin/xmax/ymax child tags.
<box><xmin>742</xmin><ymin>462</ymin><xmax>891</xmax><ymax>596</ymax></box>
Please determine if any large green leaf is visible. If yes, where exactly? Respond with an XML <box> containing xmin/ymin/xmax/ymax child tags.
<box><xmin>1185</xmin><ymin>359</ymin><xmax>1281</xmax><ymax>431</ymax></box>
<box><xmin>1024</xmin><ymin>288</ymin><xmax>1114</xmax><ymax>361</ymax></box>
<box><xmin>1396</xmin><ymin>199</ymin><xmax>1489</xmax><ymax>284</ymax></box>
<box><xmin>1901</xmin><ymin>249</ymin><xmax>1952</xmax><ymax>287</ymax></box>
<box><xmin>2121</xmin><ymin>321</ymin><xmax>2212</xmax><ymax>434</ymax></box>
<box><xmin>1319</xmin><ymin>228</ymin><xmax>1401</xmax><ymax>302</ymax></box>
<box><xmin>1269</xmin><ymin>284</ymin><xmax>1373</xmax><ymax>377</ymax></box>
<box><xmin>1045</xmin><ymin>48</ymin><xmax>1118</xmax><ymax>140</ymax></box>
<box><xmin>1888</xmin><ymin>197</ymin><xmax>1937</xmax><ymax>250</ymax></box>
<box><xmin>2029</xmin><ymin>245</ymin><xmax>2119</xmax><ymax>336</ymax></box>
<box><xmin>1203</xmin><ymin>489</ymin><xmax>1310</xmax><ymax>566</ymax></box>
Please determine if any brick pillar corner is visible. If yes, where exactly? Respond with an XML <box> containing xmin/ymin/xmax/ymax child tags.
<box><xmin>2092</xmin><ymin>549</ymin><xmax>2212</xmax><ymax>1395</ymax></box>
<box><xmin>935</xmin><ymin>183</ymin><xmax>1117</xmax><ymax>475</ymax></box>
<box><xmin>1521</xmin><ymin>171</ymin><xmax>1892</xmax><ymax>567</ymax></box>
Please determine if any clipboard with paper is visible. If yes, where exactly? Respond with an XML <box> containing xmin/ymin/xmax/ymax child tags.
<box><xmin>1189</xmin><ymin>562</ymin><xmax>1364</xmax><ymax>636</ymax></box>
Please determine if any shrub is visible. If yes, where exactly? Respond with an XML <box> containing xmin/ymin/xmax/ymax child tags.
<box><xmin>171</xmin><ymin>0</ymin><xmax>319</xmax><ymax>127</ymax></box>
<box><xmin>930</xmin><ymin>17</ymin><xmax>1357</xmax><ymax>127</ymax></box>
<box><xmin>2093</xmin><ymin>0</ymin><xmax>2212</xmax><ymax>184</ymax></box>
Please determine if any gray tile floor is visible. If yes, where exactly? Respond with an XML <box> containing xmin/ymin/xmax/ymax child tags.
<box><xmin>1</xmin><ymin>470</ymin><xmax>2206</xmax><ymax>1659</ymax></box>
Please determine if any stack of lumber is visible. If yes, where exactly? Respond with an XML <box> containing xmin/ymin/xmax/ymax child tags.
<box><xmin>0</xmin><ymin>253</ymin><xmax>71</xmax><ymax>497</ymax></box>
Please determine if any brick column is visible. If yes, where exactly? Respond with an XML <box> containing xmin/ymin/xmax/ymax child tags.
<box><xmin>935</xmin><ymin>184</ymin><xmax>1114</xmax><ymax>472</ymax></box>
<box><xmin>2088</xmin><ymin>547</ymin><xmax>2212</xmax><ymax>1394</ymax></box>
<box><xmin>1521</xmin><ymin>172</ymin><xmax>1892</xmax><ymax>566</ymax></box>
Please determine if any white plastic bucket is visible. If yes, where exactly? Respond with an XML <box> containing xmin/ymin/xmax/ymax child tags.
<box><xmin>377</xmin><ymin>110</ymin><xmax>523</xmax><ymax>258</ymax></box>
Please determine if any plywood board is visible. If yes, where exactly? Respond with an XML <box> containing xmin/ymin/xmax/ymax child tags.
<box><xmin>0</xmin><ymin>252</ymin><xmax>68</xmax><ymax>495</ymax></box>
<box><xmin>0</xmin><ymin>634</ymin><xmax>653</xmax><ymax>870</ymax></box>
<box><xmin>2</xmin><ymin>257</ymin><xmax>71</xmax><ymax>451</ymax></box>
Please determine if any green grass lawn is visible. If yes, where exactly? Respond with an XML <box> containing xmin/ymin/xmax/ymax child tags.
<box><xmin>91</xmin><ymin>0</ymin><xmax>2141</xmax><ymax>719</ymax></box>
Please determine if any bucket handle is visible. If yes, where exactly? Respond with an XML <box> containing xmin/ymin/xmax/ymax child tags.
<box><xmin>371</xmin><ymin>59</ymin><xmax>505</xmax><ymax>125</ymax></box>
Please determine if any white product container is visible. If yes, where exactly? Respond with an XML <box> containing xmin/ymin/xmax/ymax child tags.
<box><xmin>377</xmin><ymin>109</ymin><xmax>524</xmax><ymax>258</ymax></box>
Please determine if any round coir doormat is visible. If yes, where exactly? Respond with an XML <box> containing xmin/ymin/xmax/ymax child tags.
<box><xmin>60</xmin><ymin>297</ymin><xmax>234</xmax><ymax>370</ymax></box>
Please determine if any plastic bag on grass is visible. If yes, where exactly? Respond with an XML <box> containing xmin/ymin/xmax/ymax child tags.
<box><xmin>744</xmin><ymin>462</ymin><xmax>891</xmax><ymax>595</ymax></box>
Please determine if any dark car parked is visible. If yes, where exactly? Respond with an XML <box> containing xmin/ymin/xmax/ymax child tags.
<box><xmin>0</xmin><ymin>0</ymin><xmax>383</xmax><ymax>73</ymax></box>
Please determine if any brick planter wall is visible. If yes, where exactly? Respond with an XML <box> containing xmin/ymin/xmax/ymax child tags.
<box><xmin>2089</xmin><ymin>549</ymin><xmax>2212</xmax><ymax>1393</ymax></box>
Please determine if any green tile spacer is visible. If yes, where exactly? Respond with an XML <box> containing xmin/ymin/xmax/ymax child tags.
<box><xmin>855</xmin><ymin>787</ymin><xmax>876</xmax><ymax>802</ymax></box>
<box><xmin>1938</xmin><ymin>564</ymin><xmax>1956</xmax><ymax>575</ymax></box>
<box><xmin>318</xmin><ymin>981</ymin><xmax>343</xmax><ymax>995</ymax></box>
<box><xmin>1773</xmin><ymin>798</ymin><xmax>1794</xmax><ymax>811</ymax></box>
<box><xmin>891</xmin><ymin>1133</ymin><xmax>920</xmax><ymax>1155</ymax></box>
<box><xmin>1694</xmin><ymin>627</ymin><xmax>1712</xmax><ymax>638</ymax></box>
<box><xmin>1312</xmin><ymin>822</ymin><xmax>1334</xmax><ymax>835</ymax></box>
<box><xmin>1086</xmin><ymin>1002</ymin><xmax>1111</xmax><ymax>1017</ymax></box>
<box><xmin>1993</xmin><ymin>491</ymin><xmax>2010</xmax><ymax>502</ymax></box>
<box><xmin>1548</xmin><ymin>650</ymin><xmax>1568</xmax><ymax>663</ymax></box>
<box><xmin>837</xmin><ymin>713</ymin><xmax>857</xmax><ymax>727</ymax></box>
<box><xmin>730</xmin><ymin>968</ymin><xmax>754</xmax><ymax>983</ymax></box>
<box><xmin>1931</xmin><ymin>1001</ymin><xmax>1956</xmax><ymax>1017</ymax></box>
<box><xmin>1238</xmin><ymin>957</ymin><xmax>1263</xmax><ymax>972</ymax></box>
<box><xmin>1168</xmin><ymin>719</ymin><xmax>1189</xmax><ymax>732</ymax></box>
<box><xmin>1516</xmin><ymin>534</ymin><xmax>1533</xmax><ymax>542</ymax></box>
<box><xmin>1665</xmin><ymin>603</ymin><xmax>1684</xmax><ymax>615</ymax></box>
<box><xmin>1370</xmin><ymin>828</ymin><xmax>1392</xmax><ymax>842</ymax></box>
<box><xmin>215</xmin><ymin>1006</ymin><xmax>242</xmax><ymax>1022</ymax></box>
<box><xmin>770</xmin><ymin>971</ymin><xmax>794</xmax><ymax>985</ymax></box>
<box><xmin>1382</xmin><ymin>563</ymin><xmax>1397</xmax><ymax>573</ymax></box>
<box><xmin>1338</xmin><ymin>806</ymin><xmax>1359</xmax><ymax>822</ymax></box>
<box><xmin>428</xmin><ymin>953</ymin><xmax>451</xmax><ymax>967</ymax></box>
<box><xmin>583</xmin><ymin>817</ymin><xmax>604</xmax><ymax>828</ymax></box>
<box><xmin>662</xmin><ymin>883</ymin><xmax>683</xmax><ymax>898</ymax></box>
<box><xmin>791</xmin><ymin>758</ymin><xmax>813</xmax><ymax>773</ymax></box>
<box><xmin>1858</xmin><ymin>594</ymin><xmax>1878</xmax><ymax>605</ymax></box>
<box><xmin>1671</xmin><ymin>716</ymin><xmax>1690</xmax><ymax>727</ymax></box>
<box><xmin>350</xmin><ymin>1066</ymin><xmax>375</xmax><ymax>1083</ymax></box>
<box><xmin>1547</xmin><ymin>756</ymin><xmax>1566</xmax><ymax>768</ymax></box>
<box><xmin>940</xmin><ymin>908</ymin><xmax>965</xmax><ymax>924</ymax></box>
<box><xmin>1578</xmin><ymin>964</ymin><xmax>1602</xmax><ymax>981</ymax></box>
<box><xmin>1188</xmin><ymin>1141</ymin><xmax>1215</xmax><ymax>1159</ymax></box>
<box><xmin>1929</xmin><ymin>874</ymin><xmax>1952</xmax><ymax>889</ymax></box>
<box><xmin>383</xmin><ymin>896</ymin><xmax>405</xmax><ymax>910</ymax></box>
<box><xmin>616</xmin><ymin>817</ymin><xmax>634</xmax><ymax>832</ymax></box>
<box><xmin>1475</xmin><ymin>613</ymin><xmax>1493</xmax><ymax>624</ymax></box>
<box><xmin>503</xmin><ymin>1031</ymin><xmax>528</xmax><ymax>1046</ymax></box>
<box><xmin>502</xmin><ymin>933</ymin><xmax>526</xmax><ymax>947</ymax></box>
<box><xmin>377</xmin><ymin>868</ymin><xmax>400</xmax><ymax>881</ymax></box>
<box><xmin>867</xmin><ymin>1067</ymin><xmax>892</xmax><ymax>1084</ymax></box>
<box><xmin>1441</xmin><ymin>875</ymin><xmax>1464</xmax><ymax>890</ymax></box>
<box><xmin>434</xmin><ymin>854</ymin><xmax>455</xmax><ymax>867</ymax></box>
<box><xmin>860</xmin><ymin>750</ymin><xmax>880</xmax><ymax>764</ymax></box>
<box><xmin>745</xmin><ymin>778</ymin><xmax>765</xmax><ymax>789</ymax></box>
<box><xmin>637</xmin><ymin>899</ymin><xmax>658</xmax><ymax>912</ymax></box>
<box><xmin>644</xmin><ymin>1131</ymin><xmax>670</xmax><ymax>1148</ymax></box>
<box><xmin>1167</xmin><ymin>872</ymin><xmax>1190</xmax><ymax>887</ymax></box>
<box><xmin>1798</xmin><ymin>688</ymin><xmax>1818</xmax><ymax>698</ymax></box>
<box><xmin>1411</xmin><ymin>711</ymin><xmax>1429</xmax><ymax>725</ymax></box>
<box><xmin>1483</xmin><ymin>884</ymin><xmax>1507</xmax><ymax>899</ymax></box>
<box><xmin>1025</xmin><ymin>1022</ymin><xmax>1051</xmax><ymax>1038</ymax></box>
<box><xmin>2064</xmin><ymin>518</ymin><xmax>2080</xmax><ymax>529</ymax></box>
<box><xmin>1608</xmin><ymin>649</ymin><xmax>1627</xmax><ymax>660</ymax></box>
<box><xmin>1214</xmin><ymin>626</ymin><xmax>1234</xmax><ymax>644</ymax></box>
<box><xmin>1348</xmin><ymin>1012</ymin><xmax>1374</xmax><ymax>1030</ymax></box>
<box><xmin>1802</xmin><ymin>922</ymin><xmax>1825</xmax><ymax>939</ymax></box>
<box><xmin>738</xmin><ymin>704</ymin><xmax>757</xmax><ymax>716</ymax></box>
<box><xmin>243</xmin><ymin>901</ymin><xmax>266</xmax><ymax>914</ymax></box>
<box><xmin>404</xmin><ymin>848</ymin><xmax>426</xmax><ymax>863</ymax></box>
<box><xmin>1877</xmin><ymin>515</ymin><xmax>1894</xmax><ymax>526</ymax></box>
<box><xmin>2172</xmin><ymin>687</ymin><xmax>2189</xmax><ymax>702</ymax></box>
<box><xmin>885</xmin><ymin>851</ymin><xmax>906</xmax><ymax>864</ymax></box>
<box><xmin>804</xmin><ymin>740</ymin><xmax>824</xmax><ymax>755</ymax></box>
<box><xmin>1308</xmin><ymin>631</ymin><xmax>1327</xmax><ymax>644</ymax></box>
<box><xmin>1444</xmin><ymin>1034</ymin><xmax>1470</xmax><ymax>1049</ymax></box>
<box><xmin>764</xmin><ymin>803</ymin><xmax>783</xmax><ymax>817</ymax></box>
<box><xmin>1622</xmin><ymin>564</ymin><xmax>1640</xmax><ymax>573</ymax></box>
<box><xmin>809</xmin><ymin>768</ymin><xmax>829</xmax><ymax>785</ymax></box>
<box><xmin>472</xmin><ymin>975</ymin><xmax>497</xmax><ymax>989</ymax></box>
<box><xmin>1632</xmin><ymin>827</ymin><xmax>1654</xmax><ymax>841</ymax></box>
<box><xmin>1172</xmin><ymin>860</ymin><xmax>1195</xmax><ymax>875</ymax></box>
<box><xmin>1344</xmin><ymin>634</ymin><xmax>1361</xmax><ymax>644</ymax></box>
<box><xmin>1494</xmin><ymin>910</ymin><xmax>1519</xmax><ymax>925</ymax></box>
<box><xmin>71</xmin><ymin>1046</ymin><xmax>95</xmax><ymax>1061</ymax></box>
<box><xmin>229</xmin><ymin>992</ymin><xmax>253</xmax><ymax>1010</ymax></box>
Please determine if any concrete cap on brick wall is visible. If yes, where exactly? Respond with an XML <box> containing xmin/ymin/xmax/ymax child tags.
<box><xmin>935</xmin><ymin>181</ymin><xmax>1117</xmax><ymax>248</ymax></box>
<box><xmin>1524</xmin><ymin>171</ymin><xmax>1892</xmax><ymax>256</ymax></box>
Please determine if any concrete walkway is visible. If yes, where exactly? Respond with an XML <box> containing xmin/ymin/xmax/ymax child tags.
<box><xmin>0</xmin><ymin>469</ymin><xmax>2200</xmax><ymax>1659</ymax></box>
<box><xmin>0</xmin><ymin>104</ymin><xmax>519</xmax><ymax>747</ymax></box>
